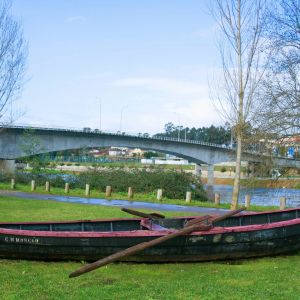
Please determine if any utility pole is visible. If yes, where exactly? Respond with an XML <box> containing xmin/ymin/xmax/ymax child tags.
<box><xmin>120</xmin><ymin>105</ymin><xmax>128</xmax><ymax>132</ymax></box>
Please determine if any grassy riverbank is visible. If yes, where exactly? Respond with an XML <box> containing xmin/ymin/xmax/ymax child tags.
<box><xmin>0</xmin><ymin>196</ymin><xmax>299</xmax><ymax>300</ymax></box>
<box><xmin>0</xmin><ymin>182</ymin><xmax>278</xmax><ymax>212</ymax></box>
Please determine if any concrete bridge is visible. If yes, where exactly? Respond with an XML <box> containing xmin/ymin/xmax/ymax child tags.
<box><xmin>0</xmin><ymin>125</ymin><xmax>299</xmax><ymax>184</ymax></box>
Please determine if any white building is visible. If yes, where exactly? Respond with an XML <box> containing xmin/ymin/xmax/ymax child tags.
<box><xmin>108</xmin><ymin>147</ymin><xmax>128</xmax><ymax>156</ymax></box>
<box><xmin>141</xmin><ymin>157</ymin><xmax>190</xmax><ymax>165</ymax></box>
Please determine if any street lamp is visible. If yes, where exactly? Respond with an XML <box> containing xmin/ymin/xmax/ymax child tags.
<box><xmin>119</xmin><ymin>105</ymin><xmax>128</xmax><ymax>132</ymax></box>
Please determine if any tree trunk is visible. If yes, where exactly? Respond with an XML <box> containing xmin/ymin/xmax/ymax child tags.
<box><xmin>210</xmin><ymin>0</ymin><xmax>267</xmax><ymax>208</ymax></box>
<box><xmin>231</xmin><ymin>0</ymin><xmax>243</xmax><ymax>210</ymax></box>
<box><xmin>231</xmin><ymin>132</ymin><xmax>242</xmax><ymax>209</ymax></box>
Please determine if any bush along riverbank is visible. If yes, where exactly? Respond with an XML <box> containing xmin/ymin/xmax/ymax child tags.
<box><xmin>0</xmin><ymin>169</ymin><xmax>208</xmax><ymax>201</ymax></box>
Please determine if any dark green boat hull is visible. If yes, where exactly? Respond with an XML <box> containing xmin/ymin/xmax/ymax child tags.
<box><xmin>1</xmin><ymin>208</ymin><xmax>300</xmax><ymax>262</ymax></box>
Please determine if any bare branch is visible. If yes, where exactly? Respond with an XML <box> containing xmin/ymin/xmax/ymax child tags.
<box><xmin>0</xmin><ymin>1</ymin><xmax>27</xmax><ymax>125</ymax></box>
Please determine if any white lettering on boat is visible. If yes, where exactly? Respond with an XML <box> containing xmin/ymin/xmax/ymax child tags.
<box><xmin>189</xmin><ymin>236</ymin><xmax>205</xmax><ymax>243</ymax></box>
<box><xmin>224</xmin><ymin>235</ymin><xmax>235</xmax><ymax>243</ymax></box>
<box><xmin>213</xmin><ymin>234</ymin><xmax>222</xmax><ymax>243</ymax></box>
<box><xmin>4</xmin><ymin>236</ymin><xmax>39</xmax><ymax>244</ymax></box>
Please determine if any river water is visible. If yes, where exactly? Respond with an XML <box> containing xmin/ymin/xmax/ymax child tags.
<box><xmin>212</xmin><ymin>185</ymin><xmax>300</xmax><ymax>207</ymax></box>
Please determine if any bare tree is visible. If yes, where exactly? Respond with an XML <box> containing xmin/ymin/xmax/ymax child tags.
<box><xmin>210</xmin><ymin>0</ymin><xmax>268</xmax><ymax>209</ymax></box>
<box><xmin>257</xmin><ymin>62</ymin><xmax>300</xmax><ymax>136</ymax></box>
<box><xmin>0</xmin><ymin>1</ymin><xmax>27</xmax><ymax>124</ymax></box>
<box><xmin>258</xmin><ymin>0</ymin><xmax>300</xmax><ymax>136</ymax></box>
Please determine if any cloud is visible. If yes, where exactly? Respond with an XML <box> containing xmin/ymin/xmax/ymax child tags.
<box><xmin>164</xmin><ymin>100</ymin><xmax>220</xmax><ymax>127</ymax></box>
<box><xmin>111</xmin><ymin>76</ymin><xmax>223</xmax><ymax>129</ymax></box>
<box><xmin>113</xmin><ymin>77</ymin><xmax>206</xmax><ymax>95</ymax></box>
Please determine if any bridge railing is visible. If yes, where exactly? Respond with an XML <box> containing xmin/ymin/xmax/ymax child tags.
<box><xmin>1</xmin><ymin>123</ymin><xmax>233</xmax><ymax>149</ymax></box>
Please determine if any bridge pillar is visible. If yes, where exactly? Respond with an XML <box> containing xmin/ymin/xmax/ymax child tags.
<box><xmin>248</xmin><ymin>162</ymin><xmax>255</xmax><ymax>177</ymax></box>
<box><xmin>206</xmin><ymin>164</ymin><xmax>214</xmax><ymax>201</ymax></box>
<box><xmin>194</xmin><ymin>164</ymin><xmax>202</xmax><ymax>177</ymax></box>
<box><xmin>207</xmin><ymin>164</ymin><xmax>214</xmax><ymax>186</ymax></box>
<box><xmin>0</xmin><ymin>159</ymin><xmax>15</xmax><ymax>173</ymax></box>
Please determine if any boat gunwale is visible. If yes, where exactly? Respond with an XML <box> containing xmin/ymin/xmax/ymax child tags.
<box><xmin>1</xmin><ymin>217</ymin><xmax>300</xmax><ymax>238</ymax></box>
<box><xmin>0</xmin><ymin>217</ymin><xmax>142</xmax><ymax>225</ymax></box>
<box><xmin>0</xmin><ymin>207</ymin><xmax>299</xmax><ymax>226</ymax></box>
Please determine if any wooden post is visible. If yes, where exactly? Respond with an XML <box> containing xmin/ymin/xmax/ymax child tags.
<box><xmin>31</xmin><ymin>180</ymin><xmax>36</xmax><ymax>191</ymax></box>
<box><xmin>45</xmin><ymin>181</ymin><xmax>50</xmax><ymax>192</ymax></box>
<box><xmin>128</xmin><ymin>187</ymin><xmax>133</xmax><ymax>199</ymax></box>
<box><xmin>11</xmin><ymin>178</ymin><xmax>15</xmax><ymax>190</ymax></box>
<box><xmin>65</xmin><ymin>182</ymin><xmax>70</xmax><ymax>194</ymax></box>
<box><xmin>214</xmin><ymin>193</ymin><xmax>220</xmax><ymax>206</ymax></box>
<box><xmin>185</xmin><ymin>191</ymin><xmax>192</xmax><ymax>203</ymax></box>
<box><xmin>245</xmin><ymin>194</ymin><xmax>251</xmax><ymax>209</ymax></box>
<box><xmin>85</xmin><ymin>184</ymin><xmax>90</xmax><ymax>196</ymax></box>
<box><xmin>157</xmin><ymin>189</ymin><xmax>163</xmax><ymax>201</ymax></box>
<box><xmin>105</xmin><ymin>186</ymin><xmax>112</xmax><ymax>197</ymax></box>
<box><xmin>280</xmin><ymin>197</ymin><xmax>286</xmax><ymax>210</ymax></box>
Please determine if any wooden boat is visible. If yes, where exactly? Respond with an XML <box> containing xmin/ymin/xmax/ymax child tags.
<box><xmin>1</xmin><ymin>207</ymin><xmax>300</xmax><ymax>262</ymax></box>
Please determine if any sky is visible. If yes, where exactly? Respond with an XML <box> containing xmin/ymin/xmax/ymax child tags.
<box><xmin>11</xmin><ymin>0</ymin><xmax>221</xmax><ymax>134</ymax></box>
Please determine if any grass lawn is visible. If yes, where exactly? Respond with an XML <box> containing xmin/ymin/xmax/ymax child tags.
<box><xmin>0</xmin><ymin>196</ymin><xmax>300</xmax><ymax>299</ymax></box>
<box><xmin>0</xmin><ymin>182</ymin><xmax>278</xmax><ymax>212</ymax></box>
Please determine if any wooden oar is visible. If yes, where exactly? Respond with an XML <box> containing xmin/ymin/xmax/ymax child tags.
<box><xmin>121</xmin><ymin>208</ymin><xmax>165</xmax><ymax>220</ymax></box>
<box><xmin>69</xmin><ymin>207</ymin><xmax>245</xmax><ymax>278</ymax></box>
<box><xmin>184</xmin><ymin>215</ymin><xmax>214</xmax><ymax>228</ymax></box>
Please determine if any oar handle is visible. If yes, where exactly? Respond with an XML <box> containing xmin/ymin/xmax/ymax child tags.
<box><xmin>211</xmin><ymin>207</ymin><xmax>245</xmax><ymax>224</ymax></box>
<box><xmin>121</xmin><ymin>208</ymin><xmax>165</xmax><ymax>219</ymax></box>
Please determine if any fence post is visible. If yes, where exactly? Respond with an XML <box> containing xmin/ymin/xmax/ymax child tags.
<box><xmin>280</xmin><ymin>197</ymin><xmax>286</xmax><ymax>210</ymax></box>
<box><xmin>45</xmin><ymin>181</ymin><xmax>50</xmax><ymax>192</ymax></box>
<box><xmin>128</xmin><ymin>187</ymin><xmax>133</xmax><ymax>199</ymax></box>
<box><xmin>106</xmin><ymin>186</ymin><xmax>112</xmax><ymax>197</ymax></box>
<box><xmin>31</xmin><ymin>180</ymin><xmax>36</xmax><ymax>191</ymax></box>
<box><xmin>65</xmin><ymin>182</ymin><xmax>70</xmax><ymax>193</ymax></box>
<box><xmin>157</xmin><ymin>189</ymin><xmax>163</xmax><ymax>201</ymax></box>
<box><xmin>214</xmin><ymin>193</ymin><xmax>220</xmax><ymax>206</ymax></box>
<box><xmin>85</xmin><ymin>184</ymin><xmax>90</xmax><ymax>196</ymax></box>
<box><xmin>245</xmin><ymin>194</ymin><xmax>251</xmax><ymax>209</ymax></box>
<box><xmin>186</xmin><ymin>191</ymin><xmax>192</xmax><ymax>203</ymax></box>
<box><xmin>11</xmin><ymin>178</ymin><xmax>15</xmax><ymax>190</ymax></box>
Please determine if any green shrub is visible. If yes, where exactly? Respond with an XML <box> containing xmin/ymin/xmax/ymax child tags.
<box><xmin>77</xmin><ymin>169</ymin><xmax>207</xmax><ymax>200</ymax></box>
<box><xmin>220</xmin><ymin>166</ymin><xmax>227</xmax><ymax>173</ymax></box>
<box><xmin>10</xmin><ymin>169</ymin><xmax>208</xmax><ymax>201</ymax></box>
<box><xmin>13</xmin><ymin>172</ymin><xmax>70</xmax><ymax>188</ymax></box>
<box><xmin>0</xmin><ymin>172</ymin><xmax>11</xmax><ymax>182</ymax></box>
